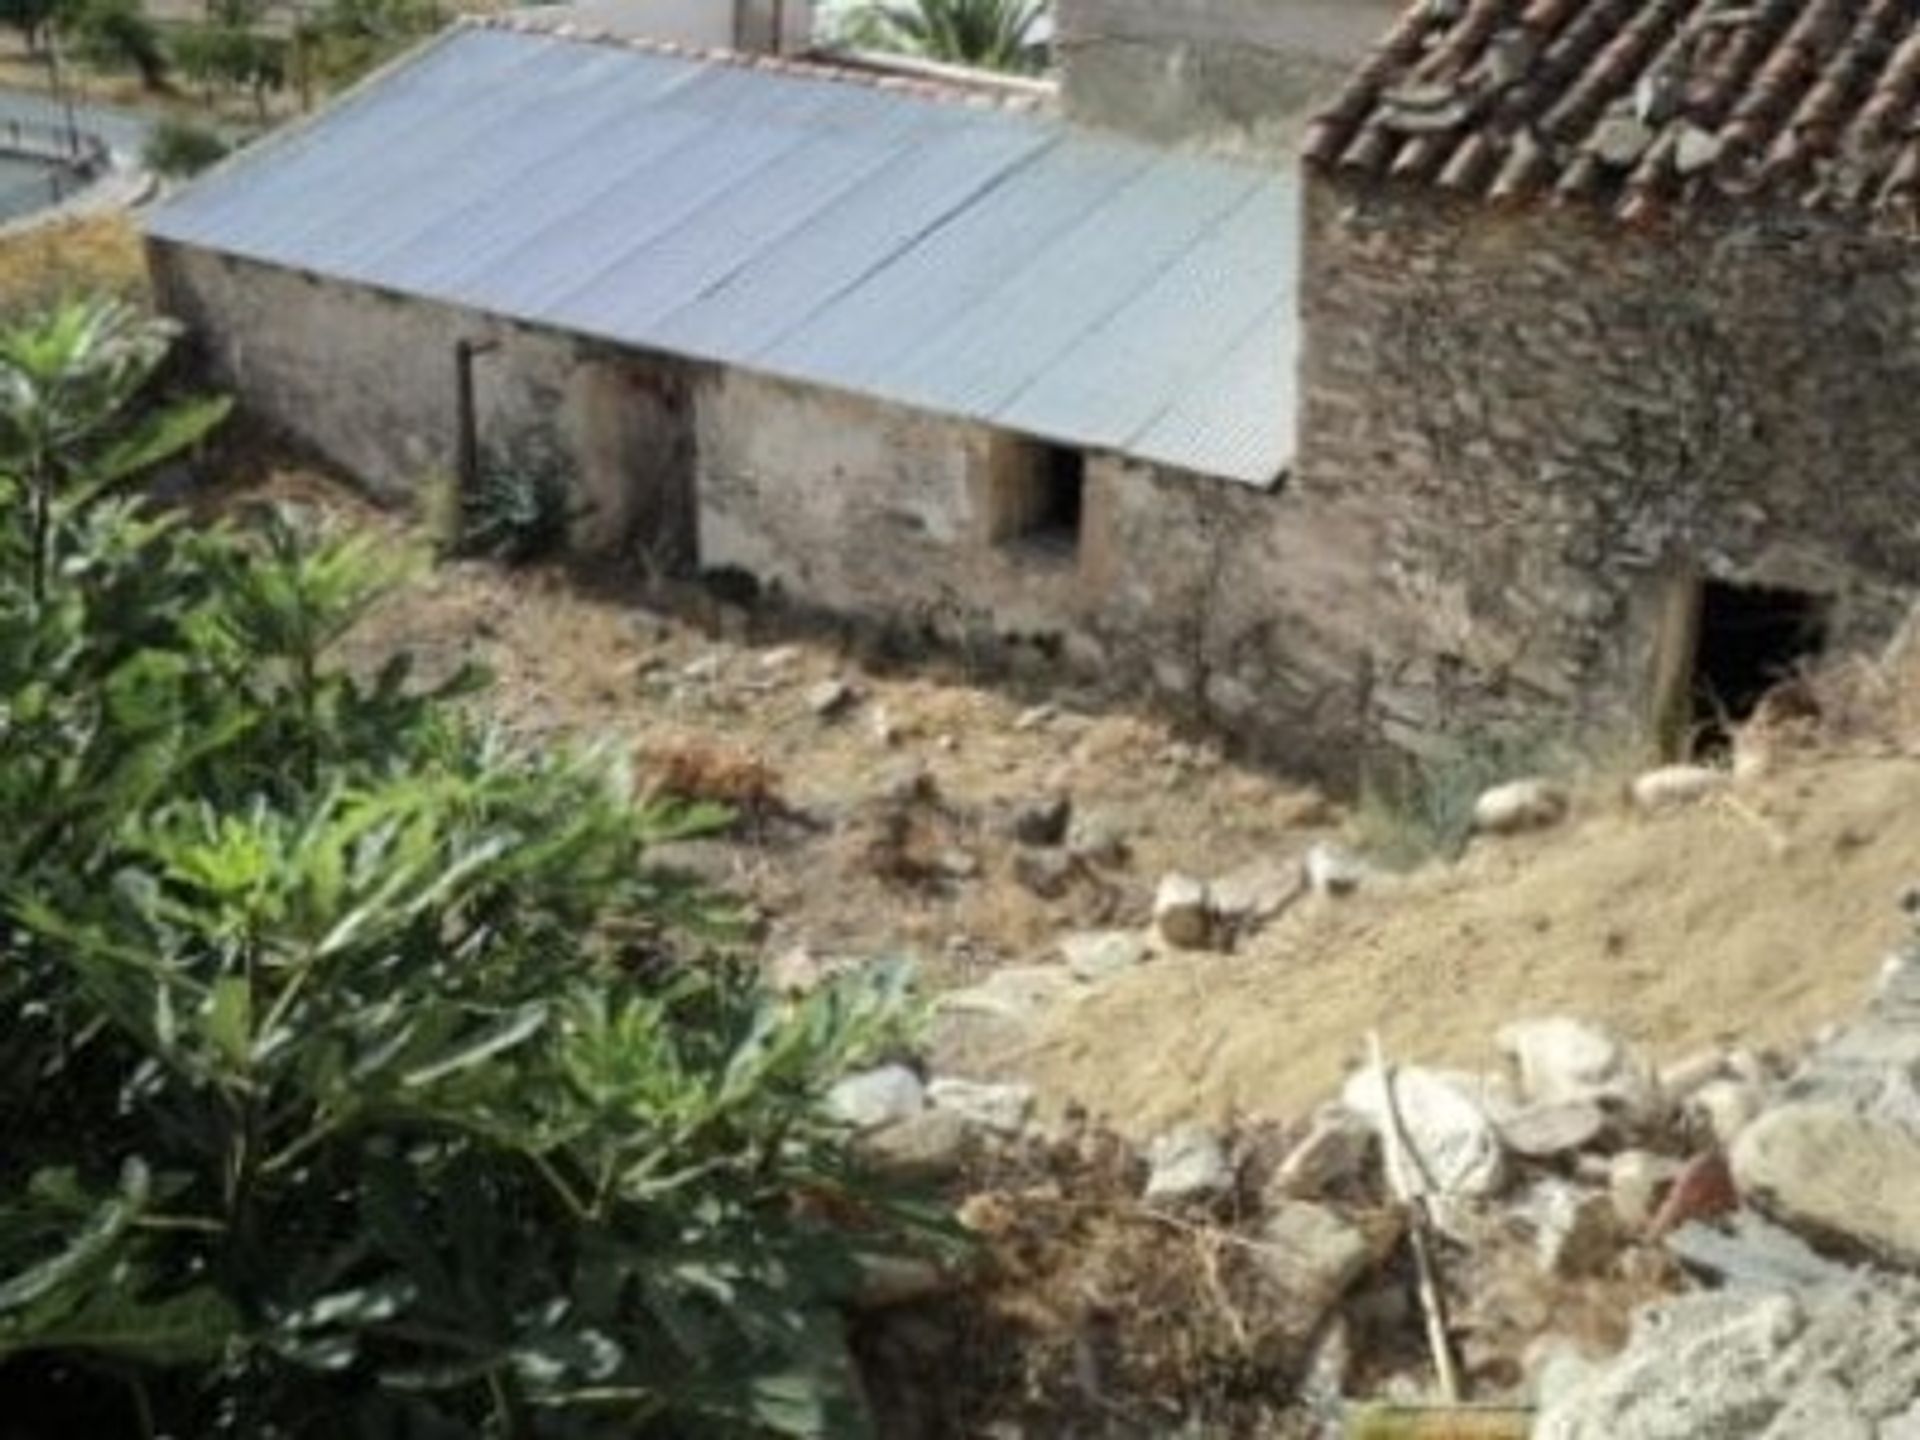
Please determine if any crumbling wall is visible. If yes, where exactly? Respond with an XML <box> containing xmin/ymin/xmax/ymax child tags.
<box><xmin>146</xmin><ymin>240</ymin><xmax>697</xmax><ymax>559</ymax></box>
<box><xmin>1056</xmin><ymin>0</ymin><xmax>1396</xmax><ymax>155</ymax></box>
<box><xmin>1296</xmin><ymin>178</ymin><xmax>1920</xmax><ymax>752</ymax></box>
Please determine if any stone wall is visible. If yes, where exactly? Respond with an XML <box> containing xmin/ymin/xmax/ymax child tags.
<box><xmin>1297</xmin><ymin>175</ymin><xmax>1920</xmax><ymax>751</ymax></box>
<box><xmin>1056</xmin><ymin>0</ymin><xmax>1396</xmax><ymax>155</ymax></box>
<box><xmin>148</xmin><ymin>241</ymin><xmax>698</xmax><ymax>560</ymax></box>
<box><xmin>150</xmin><ymin>239</ymin><xmax>1401</xmax><ymax>779</ymax></box>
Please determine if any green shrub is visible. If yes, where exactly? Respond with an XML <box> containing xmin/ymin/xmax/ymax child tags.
<box><xmin>143</xmin><ymin>116</ymin><xmax>232</xmax><ymax>178</ymax></box>
<box><xmin>1354</xmin><ymin>730</ymin><xmax>1569</xmax><ymax>870</ymax></box>
<box><xmin>457</xmin><ymin>429</ymin><xmax>584</xmax><ymax>565</ymax></box>
<box><xmin>0</xmin><ymin>298</ymin><xmax>940</xmax><ymax>1437</ymax></box>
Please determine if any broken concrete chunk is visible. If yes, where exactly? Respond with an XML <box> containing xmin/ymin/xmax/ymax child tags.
<box><xmin>1732</xmin><ymin>1101</ymin><xmax>1920</xmax><ymax>1269</ymax></box>
<box><xmin>1144</xmin><ymin>1124</ymin><xmax>1233</xmax><ymax>1204</ymax></box>
<box><xmin>926</xmin><ymin>1077</ymin><xmax>1035</xmax><ymax>1136</ymax></box>
<box><xmin>1343</xmin><ymin>1064</ymin><xmax>1507</xmax><ymax>1198</ymax></box>
<box><xmin>1153</xmin><ymin>873</ymin><xmax>1213</xmax><ymax>950</ymax></box>
<box><xmin>1473</xmin><ymin>778</ymin><xmax>1570</xmax><ymax>836</ymax></box>
<box><xmin>1630</xmin><ymin>763</ymin><xmax>1728</xmax><ymax>814</ymax></box>
<box><xmin>826</xmin><ymin>1064</ymin><xmax>926</xmax><ymax>1132</ymax></box>
<box><xmin>1059</xmin><ymin>929</ymin><xmax>1151</xmax><ymax>983</ymax></box>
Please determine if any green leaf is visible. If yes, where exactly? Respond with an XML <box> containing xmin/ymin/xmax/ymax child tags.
<box><xmin>401</xmin><ymin>1003</ymin><xmax>549</xmax><ymax>1089</ymax></box>
<box><xmin>205</xmin><ymin>975</ymin><xmax>252</xmax><ymax>1067</ymax></box>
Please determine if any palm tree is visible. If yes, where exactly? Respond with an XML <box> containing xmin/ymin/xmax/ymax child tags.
<box><xmin>842</xmin><ymin>0</ymin><xmax>1049</xmax><ymax>76</ymax></box>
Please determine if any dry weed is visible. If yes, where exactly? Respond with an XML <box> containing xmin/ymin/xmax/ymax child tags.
<box><xmin>638</xmin><ymin>740</ymin><xmax>789</xmax><ymax>828</ymax></box>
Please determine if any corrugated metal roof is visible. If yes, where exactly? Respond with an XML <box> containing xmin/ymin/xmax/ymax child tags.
<box><xmin>147</xmin><ymin>25</ymin><xmax>1297</xmax><ymax>486</ymax></box>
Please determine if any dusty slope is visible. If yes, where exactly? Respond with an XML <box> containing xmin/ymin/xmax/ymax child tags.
<box><xmin>1023</xmin><ymin>753</ymin><xmax>1920</xmax><ymax>1135</ymax></box>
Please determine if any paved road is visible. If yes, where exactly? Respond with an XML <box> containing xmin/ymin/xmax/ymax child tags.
<box><xmin>0</xmin><ymin>82</ymin><xmax>155</xmax><ymax>155</ymax></box>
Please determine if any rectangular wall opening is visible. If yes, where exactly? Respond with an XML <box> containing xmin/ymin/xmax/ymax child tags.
<box><xmin>987</xmin><ymin>439</ymin><xmax>1085</xmax><ymax>558</ymax></box>
<box><xmin>1689</xmin><ymin>579</ymin><xmax>1829</xmax><ymax>754</ymax></box>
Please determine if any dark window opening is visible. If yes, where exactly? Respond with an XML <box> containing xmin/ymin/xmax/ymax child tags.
<box><xmin>1690</xmin><ymin>580</ymin><xmax>1829</xmax><ymax>754</ymax></box>
<box><xmin>991</xmin><ymin>441</ymin><xmax>1084</xmax><ymax>557</ymax></box>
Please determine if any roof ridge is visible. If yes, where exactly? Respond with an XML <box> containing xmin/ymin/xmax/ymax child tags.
<box><xmin>467</xmin><ymin>13</ymin><xmax>1051</xmax><ymax>114</ymax></box>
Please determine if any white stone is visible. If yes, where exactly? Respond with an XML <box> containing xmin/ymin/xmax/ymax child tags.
<box><xmin>926</xmin><ymin>1077</ymin><xmax>1035</xmax><ymax>1136</ymax></box>
<box><xmin>1497</xmin><ymin>1098</ymin><xmax>1610</xmax><ymax>1158</ymax></box>
<box><xmin>1631</xmin><ymin>764</ymin><xmax>1729</xmax><ymax>814</ymax></box>
<box><xmin>937</xmin><ymin>965</ymin><xmax>1079</xmax><ymax>1022</ymax></box>
<box><xmin>857</xmin><ymin>1109</ymin><xmax>971</xmax><ymax>1180</ymax></box>
<box><xmin>1691</xmin><ymin>1077</ymin><xmax>1767</xmax><ymax>1147</ymax></box>
<box><xmin>1305</xmin><ymin>841</ymin><xmax>1368</xmax><ymax>897</ymax></box>
<box><xmin>1498</xmin><ymin>1016</ymin><xmax>1659</xmax><ymax>1118</ymax></box>
<box><xmin>1660</xmin><ymin>1049</ymin><xmax>1730</xmax><ymax>1102</ymax></box>
<box><xmin>1342</xmin><ymin>1064</ymin><xmax>1507</xmax><ymax>1198</ymax></box>
<box><xmin>1473</xmin><ymin>778</ymin><xmax>1571</xmax><ymax>836</ymax></box>
<box><xmin>1059</xmin><ymin>929</ymin><xmax>1151</xmax><ymax>983</ymax></box>
<box><xmin>1153</xmin><ymin>873</ymin><xmax>1213</xmax><ymax>950</ymax></box>
<box><xmin>826</xmin><ymin>1065</ymin><xmax>925</xmax><ymax>1132</ymax></box>
<box><xmin>1144</xmin><ymin>1124</ymin><xmax>1233</xmax><ymax>1204</ymax></box>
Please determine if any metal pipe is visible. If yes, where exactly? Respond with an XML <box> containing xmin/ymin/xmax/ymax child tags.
<box><xmin>453</xmin><ymin>338</ymin><xmax>500</xmax><ymax>503</ymax></box>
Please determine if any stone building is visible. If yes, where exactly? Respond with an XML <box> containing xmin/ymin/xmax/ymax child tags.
<box><xmin>1298</xmin><ymin>0</ymin><xmax>1920</xmax><ymax>753</ymax></box>
<box><xmin>146</xmin><ymin>21</ymin><xmax>1364</xmax><ymax>767</ymax></box>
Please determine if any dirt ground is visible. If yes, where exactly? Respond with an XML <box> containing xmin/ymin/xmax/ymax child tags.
<box><xmin>1019</xmin><ymin>752</ymin><xmax>1920</xmax><ymax>1136</ymax></box>
<box><xmin>246</xmin><ymin>462</ymin><xmax>1920</xmax><ymax>1147</ymax></box>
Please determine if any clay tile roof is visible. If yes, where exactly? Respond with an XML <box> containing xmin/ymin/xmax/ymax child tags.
<box><xmin>1303</xmin><ymin>0</ymin><xmax>1920</xmax><ymax>226</ymax></box>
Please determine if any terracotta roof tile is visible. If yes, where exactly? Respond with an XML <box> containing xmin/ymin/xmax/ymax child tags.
<box><xmin>1304</xmin><ymin>0</ymin><xmax>1920</xmax><ymax>225</ymax></box>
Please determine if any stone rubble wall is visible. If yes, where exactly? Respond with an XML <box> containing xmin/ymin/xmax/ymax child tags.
<box><xmin>1297</xmin><ymin>176</ymin><xmax>1920</xmax><ymax>750</ymax></box>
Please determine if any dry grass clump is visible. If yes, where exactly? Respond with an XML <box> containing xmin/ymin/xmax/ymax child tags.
<box><xmin>638</xmin><ymin>738</ymin><xmax>789</xmax><ymax>828</ymax></box>
<box><xmin>0</xmin><ymin>215</ymin><xmax>146</xmax><ymax>313</ymax></box>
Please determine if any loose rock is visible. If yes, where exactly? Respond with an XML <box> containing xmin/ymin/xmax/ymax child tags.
<box><xmin>1059</xmin><ymin>929</ymin><xmax>1151</xmax><ymax>983</ymax></box>
<box><xmin>1536</xmin><ymin>1284</ymin><xmax>1920</xmax><ymax>1438</ymax></box>
<box><xmin>827</xmin><ymin>1065</ymin><xmax>926</xmax><ymax>1132</ymax></box>
<box><xmin>1525</xmin><ymin>1179</ymin><xmax>1619</xmax><ymax>1279</ymax></box>
<box><xmin>1144</xmin><ymin>1124</ymin><xmax>1233</xmax><ymax>1204</ymax></box>
<box><xmin>1498</xmin><ymin>1016</ymin><xmax>1658</xmax><ymax>1119</ymax></box>
<box><xmin>1630</xmin><ymin>764</ymin><xmax>1728</xmax><ymax>814</ymax></box>
<box><xmin>1259</xmin><ymin>1201</ymin><xmax>1375</xmax><ymax>1338</ymax></box>
<box><xmin>1732</xmin><ymin>1102</ymin><xmax>1920</xmax><ymax>1268</ymax></box>
<box><xmin>1690</xmin><ymin>1077</ymin><xmax>1766</xmax><ymax>1147</ymax></box>
<box><xmin>1153</xmin><ymin>873</ymin><xmax>1214</xmax><ymax>950</ymax></box>
<box><xmin>1498</xmin><ymin>1098</ymin><xmax>1610</xmax><ymax>1159</ymax></box>
<box><xmin>807</xmin><ymin>678</ymin><xmax>857</xmax><ymax>718</ymax></box>
<box><xmin>926</xmin><ymin>1077</ymin><xmax>1035</xmax><ymax>1136</ymax></box>
<box><xmin>858</xmin><ymin>1109</ymin><xmax>972</xmax><ymax>1181</ymax></box>
<box><xmin>1210</xmin><ymin>857</ymin><xmax>1305</xmax><ymax>935</ymax></box>
<box><xmin>1474</xmin><ymin>778</ymin><xmax>1570</xmax><ymax>836</ymax></box>
<box><xmin>1066</xmin><ymin>811</ymin><xmax>1131</xmax><ymax>868</ymax></box>
<box><xmin>1343</xmin><ymin>1065</ymin><xmax>1507</xmax><ymax>1198</ymax></box>
<box><xmin>1305</xmin><ymin>842</ymin><xmax>1369</xmax><ymax>898</ymax></box>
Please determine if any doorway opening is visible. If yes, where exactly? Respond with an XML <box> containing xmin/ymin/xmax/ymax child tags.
<box><xmin>1689</xmin><ymin>579</ymin><xmax>1829</xmax><ymax>753</ymax></box>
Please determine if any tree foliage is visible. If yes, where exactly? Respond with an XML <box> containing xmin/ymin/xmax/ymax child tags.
<box><xmin>838</xmin><ymin>0</ymin><xmax>1048</xmax><ymax>74</ymax></box>
<box><xmin>0</xmin><ymin>300</ymin><xmax>940</xmax><ymax>1437</ymax></box>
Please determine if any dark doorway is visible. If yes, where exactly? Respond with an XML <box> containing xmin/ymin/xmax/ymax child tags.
<box><xmin>1690</xmin><ymin>580</ymin><xmax>1828</xmax><ymax>748</ymax></box>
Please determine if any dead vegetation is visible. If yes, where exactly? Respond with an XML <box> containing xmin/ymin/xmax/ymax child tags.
<box><xmin>0</xmin><ymin>214</ymin><xmax>144</xmax><ymax>312</ymax></box>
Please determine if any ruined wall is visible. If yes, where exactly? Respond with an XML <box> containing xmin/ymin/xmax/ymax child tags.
<box><xmin>1056</xmin><ymin>0</ymin><xmax>1396</xmax><ymax>155</ymax></box>
<box><xmin>146</xmin><ymin>241</ymin><xmax>696</xmax><ymax>559</ymax></box>
<box><xmin>1297</xmin><ymin>177</ymin><xmax>1920</xmax><ymax>751</ymax></box>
